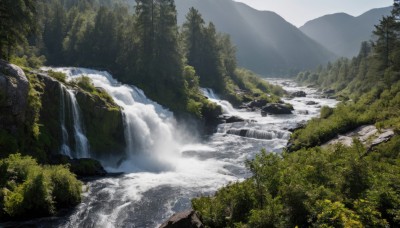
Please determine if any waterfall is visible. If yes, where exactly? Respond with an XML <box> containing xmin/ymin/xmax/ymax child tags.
<box><xmin>52</xmin><ymin>68</ymin><xmax>183</xmax><ymax>172</ymax></box>
<box><xmin>201</xmin><ymin>88</ymin><xmax>235</xmax><ymax>114</ymax></box>
<box><xmin>67</xmin><ymin>89</ymin><xmax>90</xmax><ymax>158</ymax></box>
<box><xmin>59</xmin><ymin>85</ymin><xmax>72</xmax><ymax>157</ymax></box>
<box><xmin>58</xmin><ymin>84</ymin><xmax>90</xmax><ymax>158</ymax></box>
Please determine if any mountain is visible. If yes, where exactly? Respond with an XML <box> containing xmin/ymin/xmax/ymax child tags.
<box><xmin>174</xmin><ymin>0</ymin><xmax>335</xmax><ymax>76</ymax></box>
<box><xmin>300</xmin><ymin>7</ymin><xmax>392</xmax><ymax>58</ymax></box>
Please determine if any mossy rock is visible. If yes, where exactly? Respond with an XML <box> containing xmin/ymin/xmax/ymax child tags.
<box><xmin>70</xmin><ymin>158</ymin><xmax>107</xmax><ymax>177</ymax></box>
<box><xmin>76</xmin><ymin>89</ymin><xmax>125</xmax><ymax>158</ymax></box>
<box><xmin>50</xmin><ymin>154</ymin><xmax>107</xmax><ymax>177</ymax></box>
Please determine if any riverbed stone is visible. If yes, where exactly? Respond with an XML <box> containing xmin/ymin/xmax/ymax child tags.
<box><xmin>223</xmin><ymin>115</ymin><xmax>245</xmax><ymax>123</ymax></box>
<box><xmin>261</xmin><ymin>103</ymin><xmax>293</xmax><ymax>115</ymax></box>
<box><xmin>291</xmin><ymin>91</ymin><xmax>307</xmax><ymax>97</ymax></box>
<box><xmin>160</xmin><ymin>210</ymin><xmax>204</xmax><ymax>228</ymax></box>
<box><xmin>247</xmin><ymin>99</ymin><xmax>267</xmax><ymax>108</ymax></box>
<box><xmin>306</xmin><ymin>101</ymin><xmax>318</xmax><ymax>105</ymax></box>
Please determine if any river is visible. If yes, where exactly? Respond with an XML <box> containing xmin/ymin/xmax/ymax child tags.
<box><xmin>3</xmin><ymin>71</ymin><xmax>337</xmax><ymax>228</ymax></box>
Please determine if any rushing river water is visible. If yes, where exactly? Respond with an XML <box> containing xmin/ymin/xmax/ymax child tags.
<box><xmin>3</xmin><ymin>71</ymin><xmax>337</xmax><ymax>228</ymax></box>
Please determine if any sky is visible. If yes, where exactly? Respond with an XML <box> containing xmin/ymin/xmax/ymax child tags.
<box><xmin>234</xmin><ymin>0</ymin><xmax>393</xmax><ymax>27</ymax></box>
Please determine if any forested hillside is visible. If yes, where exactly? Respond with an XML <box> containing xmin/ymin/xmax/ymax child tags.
<box><xmin>1</xmin><ymin>0</ymin><xmax>283</xmax><ymax>119</ymax></box>
<box><xmin>193</xmin><ymin>2</ymin><xmax>400</xmax><ymax>227</ymax></box>
<box><xmin>175</xmin><ymin>0</ymin><xmax>336</xmax><ymax>76</ymax></box>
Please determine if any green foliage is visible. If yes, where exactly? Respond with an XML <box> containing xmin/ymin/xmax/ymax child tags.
<box><xmin>0</xmin><ymin>154</ymin><xmax>82</xmax><ymax>219</ymax></box>
<box><xmin>75</xmin><ymin>76</ymin><xmax>95</xmax><ymax>92</ymax></box>
<box><xmin>0</xmin><ymin>0</ymin><xmax>38</xmax><ymax>60</ymax></box>
<box><xmin>46</xmin><ymin>165</ymin><xmax>82</xmax><ymax>207</ymax></box>
<box><xmin>73</xmin><ymin>76</ymin><xmax>115</xmax><ymax>107</ymax></box>
<box><xmin>320</xmin><ymin>106</ymin><xmax>333</xmax><ymax>119</ymax></box>
<box><xmin>311</xmin><ymin>200</ymin><xmax>363</xmax><ymax>228</ymax></box>
<box><xmin>194</xmin><ymin>136</ymin><xmax>400</xmax><ymax>227</ymax></box>
<box><xmin>9</xmin><ymin>46</ymin><xmax>46</xmax><ymax>69</ymax></box>
<box><xmin>48</xmin><ymin>70</ymin><xmax>67</xmax><ymax>83</ymax></box>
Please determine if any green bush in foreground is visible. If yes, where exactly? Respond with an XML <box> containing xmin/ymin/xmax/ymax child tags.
<box><xmin>0</xmin><ymin>154</ymin><xmax>82</xmax><ymax>220</ymax></box>
<box><xmin>193</xmin><ymin>136</ymin><xmax>400</xmax><ymax>227</ymax></box>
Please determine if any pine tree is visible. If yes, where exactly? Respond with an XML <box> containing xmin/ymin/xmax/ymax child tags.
<box><xmin>154</xmin><ymin>0</ymin><xmax>183</xmax><ymax>83</ymax></box>
<box><xmin>43</xmin><ymin>1</ymin><xmax>66</xmax><ymax>64</ymax></box>
<box><xmin>135</xmin><ymin>0</ymin><xmax>156</xmax><ymax>80</ymax></box>
<box><xmin>373</xmin><ymin>16</ymin><xmax>398</xmax><ymax>68</ymax></box>
<box><xmin>182</xmin><ymin>7</ymin><xmax>205</xmax><ymax>75</ymax></box>
<box><xmin>0</xmin><ymin>0</ymin><xmax>38</xmax><ymax>60</ymax></box>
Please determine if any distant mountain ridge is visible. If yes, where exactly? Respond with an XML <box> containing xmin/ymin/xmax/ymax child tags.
<box><xmin>300</xmin><ymin>7</ymin><xmax>392</xmax><ymax>58</ymax></box>
<box><xmin>175</xmin><ymin>0</ymin><xmax>336</xmax><ymax>76</ymax></box>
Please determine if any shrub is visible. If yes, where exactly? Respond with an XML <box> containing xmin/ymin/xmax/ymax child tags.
<box><xmin>48</xmin><ymin>70</ymin><xmax>67</xmax><ymax>83</ymax></box>
<box><xmin>320</xmin><ymin>106</ymin><xmax>333</xmax><ymax>119</ymax></box>
<box><xmin>46</xmin><ymin>165</ymin><xmax>82</xmax><ymax>207</ymax></box>
<box><xmin>75</xmin><ymin>76</ymin><xmax>96</xmax><ymax>92</ymax></box>
<box><xmin>0</xmin><ymin>154</ymin><xmax>82</xmax><ymax>220</ymax></box>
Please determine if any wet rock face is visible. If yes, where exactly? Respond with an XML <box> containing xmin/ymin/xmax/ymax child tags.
<box><xmin>160</xmin><ymin>210</ymin><xmax>204</xmax><ymax>228</ymax></box>
<box><xmin>0</xmin><ymin>60</ymin><xmax>29</xmax><ymax>135</ymax></box>
<box><xmin>37</xmin><ymin>73</ymin><xmax>63</xmax><ymax>154</ymax></box>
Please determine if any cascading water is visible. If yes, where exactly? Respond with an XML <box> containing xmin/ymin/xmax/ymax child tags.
<box><xmin>59</xmin><ymin>85</ymin><xmax>72</xmax><ymax>157</ymax></box>
<box><xmin>201</xmin><ymin>88</ymin><xmax>236</xmax><ymax>114</ymax></box>
<box><xmin>58</xmin><ymin>83</ymin><xmax>90</xmax><ymax>158</ymax></box>
<box><xmin>67</xmin><ymin>89</ymin><xmax>90</xmax><ymax>158</ymax></box>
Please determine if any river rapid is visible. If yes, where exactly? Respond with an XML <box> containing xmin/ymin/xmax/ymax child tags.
<box><xmin>4</xmin><ymin>71</ymin><xmax>337</xmax><ymax>228</ymax></box>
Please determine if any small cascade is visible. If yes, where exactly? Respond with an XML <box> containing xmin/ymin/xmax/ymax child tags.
<box><xmin>201</xmin><ymin>88</ymin><xmax>235</xmax><ymax>114</ymax></box>
<box><xmin>58</xmin><ymin>84</ymin><xmax>90</xmax><ymax>158</ymax></box>
<box><xmin>226</xmin><ymin>128</ymin><xmax>290</xmax><ymax>140</ymax></box>
<box><xmin>67</xmin><ymin>89</ymin><xmax>90</xmax><ymax>158</ymax></box>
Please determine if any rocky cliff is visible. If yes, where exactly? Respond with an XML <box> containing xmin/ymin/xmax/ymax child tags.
<box><xmin>0</xmin><ymin>61</ymin><xmax>126</xmax><ymax>162</ymax></box>
<box><xmin>0</xmin><ymin>60</ymin><xmax>30</xmax><ymax>155</ymax></box>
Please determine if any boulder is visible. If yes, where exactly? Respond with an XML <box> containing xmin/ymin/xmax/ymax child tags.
<box><xmin>323</xmin><ymin>89</ymin><xmax>335</xmax><ymax>95</ymax></box>
<box><xmin>367</xmin><ymin>130</ymin><xmax>395</xmax><ymax>152</ymax></box>
<box><xmin>223</xmin><ymin>115</ymin><xmax>245</xmax><ymax>123</ymax></box>
<box><xmin>50</xmin><ymin>154</ymin><xmax>107</xmax><ymax>177</ymax></box>
<box><xmin>160</xmin><ymin>210</ymin><xmax>204</xmax><ymax>228</ymax></box>
<box><xmin>261</xmin><ymin>103</ymin><xmax>293</xmax><ymax>115</ymax></box>
<box><xmin>247</xmin><ymin>99</ymin><xmax>267</xmax><ymax>109</ymax></box>
<box><xmin>291</xmin><ymin>91</ymin><xmax>306</xmax><ymax>97</ymax></box>
<box><xmin>286</xmin><ymin>120</ymin><xmax>307</xmax><ymax>132</ymax></box>
<box><xmin>297</xmin><ymin>110</ymin><xmax>309</xmax><ymax>115</ymax></box>
<box><xmin>306</xmin><ymin>101</ymin><xmax>318</xmax><ymax>105</ymax></box>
